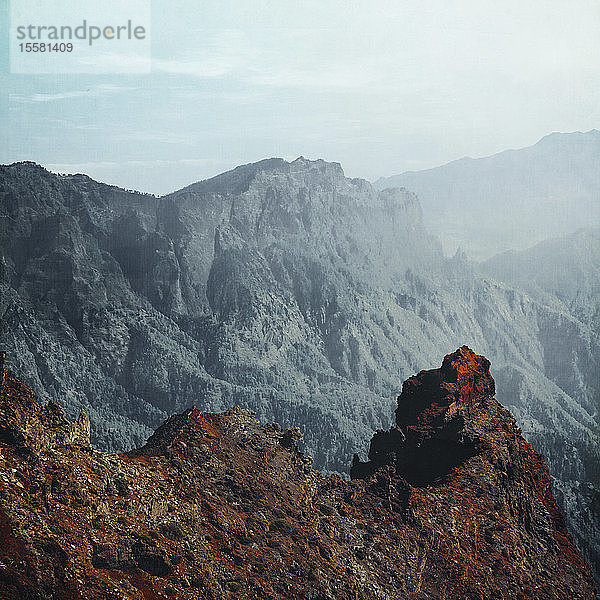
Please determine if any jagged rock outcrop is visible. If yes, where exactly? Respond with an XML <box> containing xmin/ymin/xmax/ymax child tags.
<box><xmin>0</xmin><ymin>159</ymin><xmax>598</xmax><ymax>580</ymax></box>
<box><xmin>352</xmin><ymin>346</ymin><xmax>493</xmax><ymax>484</ymax></box>
<box><xmin>0</xmin><ymin>352</ymin><xmax>91</xmax><ymax>454</ymax></box>
<box><xmin>0</xmin><ymin>352</ymin><xmax>595</xmax><ymax>599</ymax></box>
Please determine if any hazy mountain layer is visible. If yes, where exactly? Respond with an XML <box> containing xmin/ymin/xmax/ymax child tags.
<box><xmin>376</xmin><ymin>130</ymin><xmax>600</xmax><ymax>260</ymax></box>
<box><xmin>0</xmin><ymin>158</ymin><xmax>598</xmax><ymax>577</ymax></box>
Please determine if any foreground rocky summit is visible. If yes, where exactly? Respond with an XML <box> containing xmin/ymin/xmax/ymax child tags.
<box><xmin>0</xmin><ymin>348</ymin><xmax>595</xmax><ymax>600</ymax></box>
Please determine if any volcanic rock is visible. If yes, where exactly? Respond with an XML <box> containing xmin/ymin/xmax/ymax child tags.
<box><xmin>0</xmin><ymin>349</ymin><xmax>595</xmax><ymax>599</ymax></box>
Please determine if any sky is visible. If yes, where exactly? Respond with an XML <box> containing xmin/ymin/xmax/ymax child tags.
<box><xmin>2</xmin><ymin>0</ymin><xmax>600</xmax><ymax>195</ymax></box>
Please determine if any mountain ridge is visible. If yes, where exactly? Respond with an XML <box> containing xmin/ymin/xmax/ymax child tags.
<box><xmin>375</xmin><ymin>131</ymin><xmax>600</xmax><ymax>260</ymax></box>
<box><xmin>376</xmin><ymin>130</ymin><xmax>600</xmax><ymax>181</ymax></box>
<box><xmin>0</xmin><ymin>349</ymin><xmax>595</xmax><ymax>599</ymax></box>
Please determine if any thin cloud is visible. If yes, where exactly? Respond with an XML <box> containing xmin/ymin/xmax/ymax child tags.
<box><xmin>153</xmin><ymin>29</ymin><xmax>253</xmax><ymax>78</ymax></box>
<box><xmin>153</xmin><ymin>59</ymin><xmax>235</xmax><ymax>78</ymax></box>
<box><xmin>10</xmin><ymin>83</ymin><xmax>137</xmax><ymax>103</ymax></box>
<box><xmin>72</xmin><ymin>52</ymin><xmax>151</xmax><ymax>74</ymax></box>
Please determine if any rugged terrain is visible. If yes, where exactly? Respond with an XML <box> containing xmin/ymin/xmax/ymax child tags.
<box><xmin>0</xmin><ymin>348</ymin><xmax>595</xmax><ymax>599</ymax></box>
<box><xmin>479</xmin><ymin>229</ymin><xmax>600</xmax><ymax>570</ymax></box>
<box><xmin>0</xmin><ymin>158</ymin><xmax>598</xmax><ymax>578</ymax></box>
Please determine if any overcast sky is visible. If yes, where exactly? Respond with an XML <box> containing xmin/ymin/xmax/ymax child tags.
<box><xmin>2</xmin><ymin>0</ymin><xmax>600</xmax><ymax>195</ymax></box>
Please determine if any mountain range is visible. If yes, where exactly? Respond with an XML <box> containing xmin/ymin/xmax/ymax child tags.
<box><xmin>0</xmin><ymin>154</ymin><xmax>598</xmax><ymax>580</ymax></box>
<box><xmin>376</xmin><ymin>130</ymin><xmax>600</xmax><ymax>260</ymax></box>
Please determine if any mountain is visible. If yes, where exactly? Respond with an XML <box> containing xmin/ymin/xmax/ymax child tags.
<box><xmin>375</xmin><ymin>130</ymin><xmax>600</xmax><ymax>260</ymax></box>
<box><xmin>480</xmin><ymin>228</ymin><xmax>600</xmax><ymax>308</ymax></box>
<box><xmin>0</xmin><ymin>349</ymin><xmax>595</xmax><ymax>599</ymax></box>
<box><xmin>0</xmin><ymin>158</ymin><xmax>444</xmax><ymax>463</ymax></box>
<box><xmin>479</xmin><ymin>229</ymin><xmax>600</xmax><ymax>571</ymax></box>
<box><xmin>0</xmin><ymin>158</ymin><xmax>598</xmax><ymax>579</ymax></box>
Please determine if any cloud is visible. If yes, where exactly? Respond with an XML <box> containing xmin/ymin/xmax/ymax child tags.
<box><xmin>10</xmin><ymin>83</ymin><xmax>137</xmax><ymax>103</ymax></box>
<box><xmin>247</xmin><ymin>65</ymin><xmax>380</xmax><ymax>91</ymax></box>
<box><xmin>153</xmin><ymin>59</ymin><xmax>233</xmax><ymax>78</ymax></box>
<box><xmin>153</xmin><ymin>29</ymin><xmax>252</xmax><ymax>78</ymax></box>
<box><xmin>70</xmin><ymin>52</ymin><xmax>151</xmax><ymax>74</ymax></box>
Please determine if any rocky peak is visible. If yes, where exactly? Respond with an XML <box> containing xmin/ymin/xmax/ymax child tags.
<box><xmin>0</xmin><ymin>354</ymin><xmax>595</xmax><ymax>599</ymax></box>
<box><xmin>155</xmin><ymin>153</ymin><xmax>440</xmax><ymax>319</ymax></box>
<box><xmin>394</xmin><ymin>345</ymin><xmax>495</xmax><ymax>430</ymax></box>
<box><xmin>173</xmin><ymin>156</ymin><xmax>346</xmax><ymax>199</ymax></box>
<box><xmin>129</xmin><ymin>406</ymin><xmax>243</xmax><ymax>457</ymax></box>
<box><xmin>352</xmin><ymin>347</ymin><xmax>591</xmax><ymax>576</ymax></box>
<box><xmin>287</xmin><ymin>155</ymin><xmax>345</xmax><ymax>180</ymax></box>
<box><xmin>130</xmin><ymin>405</ymin><xmax>306</xmax><ymax>464</ymax></box>
<box><xmin>352</xmin><ymin>347</ymin><xmax>511</xmax><ymax>485</ymax></box>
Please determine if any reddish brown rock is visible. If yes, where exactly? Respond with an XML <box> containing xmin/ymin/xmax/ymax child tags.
<box><xmin>0</xmin><ymin>349</ymin><xmax>596</xmax><ymax>599</ymax></box>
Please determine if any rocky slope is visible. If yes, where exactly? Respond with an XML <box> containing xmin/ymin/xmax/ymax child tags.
<box><xmin>479</xmin><ymin>229</ymin><xmax>600</xmax><ymax>575</ymax></box>
<box><xmin>376</xmin><ymin>130</ymin><xmax>600</xmax><ymax>260</ymax></box>
<box><xmin>0</xmin><ymin>158</ymin><xmax>598</xmax><ymax>578</ymax></box>
<box><xmin>0</xmin><ymin>349</ymin><xmax>595</xmax><ymax>599</ymax></box>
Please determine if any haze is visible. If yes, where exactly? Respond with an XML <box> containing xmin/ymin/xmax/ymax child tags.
<box><xmin>2</xmin><ymin>0</ymin><xmax>600</xmax><ymax>195</ymax></box>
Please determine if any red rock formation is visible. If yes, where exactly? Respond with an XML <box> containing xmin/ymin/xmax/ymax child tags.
<box><xmin>0</xmin><ymin>349</ymin><xmax>596</xmax><ymax>599</ymax></box>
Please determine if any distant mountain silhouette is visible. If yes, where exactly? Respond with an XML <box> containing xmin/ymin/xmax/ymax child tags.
<box><xmin>376</xmin><ymin>130</ymin><xmax>600</xmax><ymax>260</ymax></box>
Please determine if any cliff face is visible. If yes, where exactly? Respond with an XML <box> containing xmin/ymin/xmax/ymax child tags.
<box><xmin>0</xmin><ymin>350</ymin><xmax>595</xmax><ymax>600</ymax></box>
<box><xmin>0</xmin><ymin>159</ymin><xmax>598</xmax><ymax>578</ymax></box>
